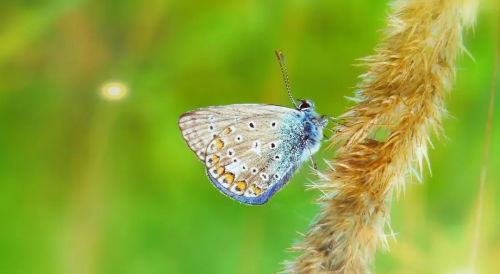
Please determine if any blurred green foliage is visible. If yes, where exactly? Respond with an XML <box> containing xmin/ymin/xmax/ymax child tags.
<box><xmin>0</xmin><ymin>1</ymin><xmax>498</xmax><ymax>274</ymax></box>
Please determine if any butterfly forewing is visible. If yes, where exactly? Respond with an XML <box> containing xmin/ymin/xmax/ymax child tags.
<box><xmin>178</xmin><ymin>104</ymin><xmax>296</xmax><ymax>161</ymax></box>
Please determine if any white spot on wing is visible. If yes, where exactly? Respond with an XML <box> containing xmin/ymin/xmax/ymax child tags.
<box><xmin>260</xmin><ymin>173</ymin><xmax>269</xmax><ymax>181</ymax></box>
<box><xmin>209</xmin><ymin>167</ymin><xmax>219</xmax><ymax>177</ymax></box>
<box><xmin>244</xmin><ymin>186</ymin><xmax>257</xmax><ymax>198</ymax></box>
<box><xmin>269</xmin><ymin>141</ymin><xmax>278</xmax><ymax>149</ymax></box>
<box><xmin>217</xmin><ymin>176</ymin><xmax>231</xmax><ymax>188</ymax></box>
<box><xmin>207</xmin><ymin>143</ymin><xmax>216</xmax><ymax>153</ymax></box>
<box><xmin>247</xmin><ymin>121</ymin><xmax>257</xmax><ymax>130</ymax></box>
<box><xmin>249</xmin><ymin>140</ymin><xmax>261</xmax><ymax>156</ymax></box>
<box><xmin>206</xmin><ymin>155</ymin><xmax>215</xmax><ymax>167</ymax></box>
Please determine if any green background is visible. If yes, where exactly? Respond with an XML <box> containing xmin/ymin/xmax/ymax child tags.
<box><xmin>0</xmin><ymin>1</ymin><xmax>499</xmax><ymax>274</ymax></box>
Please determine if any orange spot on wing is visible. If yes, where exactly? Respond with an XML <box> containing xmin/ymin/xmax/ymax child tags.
<box><xmin>216</xmin><ymin>166</ymin><xmax>225</xmax><ymax>175</ymax></box>
<box><xmin>255</xmin><ymin>187</ymin><xmax>262</xmax><ymax>195</ymax></box>
<box><xmin>215</xmin><ymin>139</ymin><xmax>224</xmax><ymax>150</ymax></box>
<box><xmin>224</xmin><ymin>127</ymin><xmax>232</xmax><ymax>135</ymax></box>
<box><xmin>235</xmin><ymin>181</ymin><xmax>247</xmax><ymax>192</ymax></box>
<box><xmin>212</xmin><ymin>155</ymin><xmax>219</xmax><ymax>165</ymax></box>
<box><xmin>223</xmin><ymin>173</ymin><xmax>235</xmax><ymax>184</ymax></box>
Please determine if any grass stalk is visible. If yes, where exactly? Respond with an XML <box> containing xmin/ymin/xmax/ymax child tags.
<box><xmin>283</xmin><ymin>0</ymin><xmax>478</xmax><ymax>273</ymax></box>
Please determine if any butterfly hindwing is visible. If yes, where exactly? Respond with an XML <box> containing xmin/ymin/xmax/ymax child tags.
<box><xmin>202</xmin><ymin>108</ymin><xmax>308</xmax><ymax>205</ymax></box>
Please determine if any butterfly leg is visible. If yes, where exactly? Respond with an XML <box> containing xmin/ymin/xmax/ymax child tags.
<box><xmin>324</xmin><ymin>127</ymin><xmax>338</xmax><ymax>133</ymax></box>
<box><xmin>323</xmin><ymin>127</ymin><xmax>339</xmax><ymax>140</ymax></box>
<box><xmin>307</xmin><ymin>145</ymin><xmax>318</xmax><ymax>170</ymax></box>
<box><xmin>322</xmin><ymin>115</ymin><xmax>341</xmax><ymax>125</ymax></box>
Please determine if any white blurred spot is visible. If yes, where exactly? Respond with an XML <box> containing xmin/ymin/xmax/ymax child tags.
<box><xmin>100</xmin><ymin>81</ymin><xmax>128</xmax><ymax>101</ymax></box>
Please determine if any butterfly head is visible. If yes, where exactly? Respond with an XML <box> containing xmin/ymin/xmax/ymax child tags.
<box><xmin>297</xmin><ymin>99</ymin><xmax>314</xmax><ymax>111</ymax></box>
<box><xmin>274</xmin><ymin>51</ymin><xmax>328</xmax><ymax>128</ymax></box>
<box><xmin>298</xmin><ymin>99</ymin><xmax>328</xmax><ymax>127</ymax></box>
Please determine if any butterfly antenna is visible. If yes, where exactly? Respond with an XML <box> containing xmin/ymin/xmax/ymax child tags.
<box><xmin>275</xmin><ymin>50</ymin><xmax>298</xmax><ymax>109</ymax></box>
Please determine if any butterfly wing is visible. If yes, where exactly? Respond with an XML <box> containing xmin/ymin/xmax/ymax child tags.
<box><xmin>180</xmin><ymin>104</ymin><xmax>310</xmax><ymax>205</ymax></box>
<box><xmin>178</xmin><ymin>104</ymin><xmax>298</xmax><ymax>161</ymax></box>
<box><xmin>179</xmin><ymin>105</ymin><xmax>243</xmax><ymax>161</ymax></box>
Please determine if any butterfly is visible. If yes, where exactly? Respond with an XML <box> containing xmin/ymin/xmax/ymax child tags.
<box><xmin>178</xmin><ymin>51</ymin><xmax>330</xmax><ymax>205</ymax></box>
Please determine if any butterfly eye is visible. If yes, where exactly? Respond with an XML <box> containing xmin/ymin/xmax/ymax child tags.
<box><xmin>251</xmin><ymin>167</ymin><xmax>259</xmax><ymax>174</ymax></box>
<box><xmin>235</xmin><ymin>135</ymin><xmax>243</xmax><ymax>142</ymax></box>
<box><xmin>298</xmin><ymin>101</ymin><xmax>311</xmax><ymax>110</ymax></box>
<box><xmin>232</xmin><ymin>157</ymin><xmax>238</xmax><ymax>163</ymax></box>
